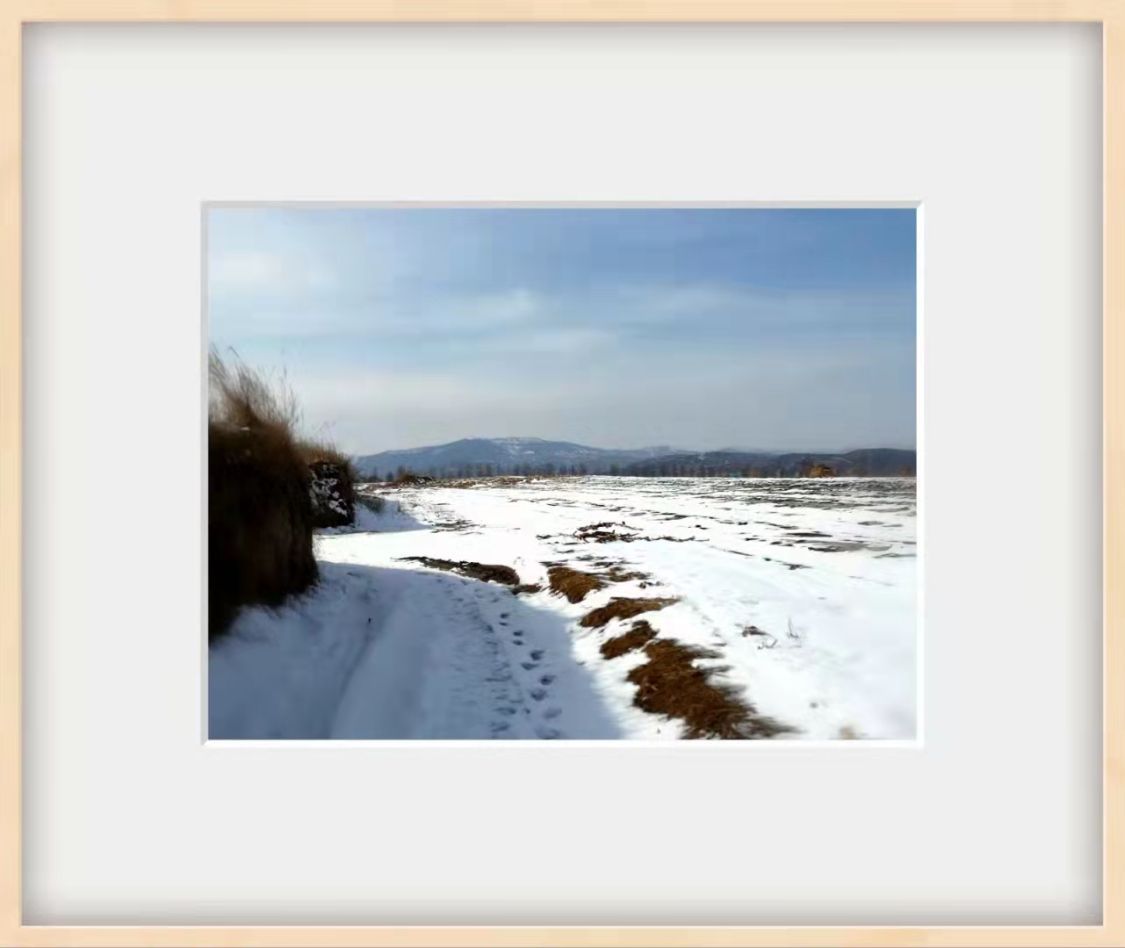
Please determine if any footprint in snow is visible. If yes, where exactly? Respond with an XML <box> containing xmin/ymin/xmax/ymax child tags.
<box><xmin>530</xmin><ymin>649</ymin><xmax>544</xmax><ymax>660</ymax></box>
<box><xmin>512</xmin><ymin>630</ymin><xmax>524</xmax><ymax>637</ymax></box>
<box><xmin>530</xmin><ymin>688</ymin><xmax>548</xmax><ymax>701</ymax></box>
<box><xmin>539</xmin><ymin>674</ymin><xmax>555</xmax><ymax>685</ymax></box>
<box><xmin>497</xmin><ymin>707</ymin><xmax>517</xmax><ymax>716</ymax></box>
<box><xmin>521</xmin><ymin>662</ymin><xmax>539</xmax><ymax>671</ymax></box>
<box><xmin>535</xmin><ymin>726</ymin><xmax>562</xmax><ymax>739</ymax></box>
<box><xmin>543</xmin><ymin>707</ymin><xmax>562</xmax><ymax>720</ymax></box>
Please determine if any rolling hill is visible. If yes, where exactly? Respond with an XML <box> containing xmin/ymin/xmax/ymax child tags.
<box><xmin>354</xmin><ymin>438</ymin><xmax>915</xmax><ymax>478</ymax></box>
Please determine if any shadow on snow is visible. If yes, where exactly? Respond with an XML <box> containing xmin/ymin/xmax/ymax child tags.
<box><xmin>209</xmin><ymin>557</ymin><xmax>625</xmax><ymax>740</ymax></box>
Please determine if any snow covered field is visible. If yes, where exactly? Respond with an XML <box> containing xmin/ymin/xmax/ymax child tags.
<box><xmin>209</xmin><ymin>476</ymin><xmax>917</xmax><ymax>740</ymax></box>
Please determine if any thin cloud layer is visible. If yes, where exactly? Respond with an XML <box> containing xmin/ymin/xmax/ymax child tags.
<box><xmin>208</xmin><ymin>207</ymin><xmax>917</xmax><ymax>454</ymax></box>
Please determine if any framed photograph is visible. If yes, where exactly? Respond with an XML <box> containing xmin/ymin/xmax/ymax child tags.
<box><xmin>206</xmin><ymin>204</ymin><xmax>919</xmax><ymax>743</ymax></box>
<box><xmin>2</xmin><ymin>3</ymin><xmax>1121</xmax><ymax>947</ymax></box>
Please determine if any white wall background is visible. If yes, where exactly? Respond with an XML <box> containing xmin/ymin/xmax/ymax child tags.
<box><xmin>22</xmin><ymin>23</ymin><xmax>1102</xmax><ymax>925</ymax></box>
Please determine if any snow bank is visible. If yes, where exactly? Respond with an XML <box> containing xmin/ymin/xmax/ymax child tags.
<box><xmin>210</xmin><ymin>477</ymin><xmax>917</xmax><ymax>740</ymax></box>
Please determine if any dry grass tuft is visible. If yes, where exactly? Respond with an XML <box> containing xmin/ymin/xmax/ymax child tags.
<box><xmin>627</xmin><ymin>639</ymin><xmax>793</xmax><ymax>739</ymax></box>
<box><xmin>579</xmin><ymin>596</ymin><xmax>678</xmax><ymax>628</ymax></box>
<box><xmin>208</xmin><ymin>351</ymin><xmax>318</xmax><ymax>639</ymax></box>
<box><xmin>210</xmin><ymin>349</ymin><xmax>301</xmax><ymax>435</ymax></box>
<box><xmin>547</xmin><ymin>566</ymin><xmax>607</xmax><ymax>603</ymax></box>
<box><xmin>399</xmin><ymin>556</ymin><xmax>520</xmax><ymax>586</ymax></box>
<box><xmin>600</xmin><ymin>620</ymin><xmax>657</xmax><ymax>659</ymax></box>
<box><xmin>297</xmin><ymin>437</ymin><xmax>353</xmax><ymax>471</ymax></box>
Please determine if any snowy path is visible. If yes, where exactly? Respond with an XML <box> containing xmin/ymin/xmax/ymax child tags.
<box><xmin>209</xmin><ymin>476</ymin><xmax>917</xmax><ymax>740</ymax></box>
<box><xmin>328</xmin><ymin>563</ymin><xmax>622</xmax><ymax>739</ymax></box>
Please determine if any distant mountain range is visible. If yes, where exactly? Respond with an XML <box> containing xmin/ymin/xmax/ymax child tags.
<box><xmin>353</xmin><ymin>437</ymin><xmax>916</xmax><ymax>478</ymax></box>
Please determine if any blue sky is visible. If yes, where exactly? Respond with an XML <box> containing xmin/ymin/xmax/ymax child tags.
<box><xmin>207</xmin><ymin>207</ymin><xmax>916</xmax><ymax>454</ymax></box>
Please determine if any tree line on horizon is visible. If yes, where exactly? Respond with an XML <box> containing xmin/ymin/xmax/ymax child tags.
<box><xmin>361</xmin><ymin>457</ymin><xmax>915</xmax><ymax>483</ymax></box>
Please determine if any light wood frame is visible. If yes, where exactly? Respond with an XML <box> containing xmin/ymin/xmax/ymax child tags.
<box><xmin>1</xmin><ymin>2</ymin><xmax>1120</xmax><ymax>946</ymax></box>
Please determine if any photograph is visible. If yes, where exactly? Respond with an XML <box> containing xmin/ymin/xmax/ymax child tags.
<box><xmin>206</xmin><ymin>206</ymin><xmax>918</xmax><ymax>741</ymax></box>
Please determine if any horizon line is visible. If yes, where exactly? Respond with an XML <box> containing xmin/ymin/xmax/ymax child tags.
<box><xmin>353</xmin><ymin>436</ymin><xmax>918</xmax><ymax>457</ymax></box>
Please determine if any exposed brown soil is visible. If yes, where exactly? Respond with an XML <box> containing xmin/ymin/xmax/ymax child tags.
<box><xmin>627</xmin><ymin>639</ymin><xmax>793</xmax><ymax>739</ymax></box>
<box><xmin>575</xmin><ymin>522</ymin><xmax>638</xmax><ymax>543</ymax></box>
<box><xmin>579</xmin><ymin>596</ymin><xmax>678</xmax><ymax>628</ymax></box>
<box><xmin>399</xmin><ymin>556</ymin><xmax>519</xmax><ymax>586</ymax></box>
<box><xmin>547</xmin><ymin>566</ymin><xmax>607</xmax><ymax>603</ymax></box>
<box><xmin>602</xmin><ymin>565</ymin><xmax>650</xmax><ymax>583</ymax></box>
<box><xmin>600</xmin><ymin>620</ymin><xmax>657</xmax><ymax>659</ymax></box>
<box><xmin>513</xmin><ymin>583</ymin><xmax>543</xmax><ymax>595</ymax></box>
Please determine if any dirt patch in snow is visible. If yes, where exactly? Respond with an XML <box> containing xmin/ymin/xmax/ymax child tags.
<box><xmin>579</xmin><ymin>596</ymin><xmax>678</xmax><ymax>628</ymax></box>
<box><xmin>575</xmin><ymin>522</ymin><xmax>638</xmax><ymax>543</ymax></box>
<box><xmin>547</xmin><ymin>566</ymin><xmax>607</xmax><ymax>603</ymax></box>
<box><xmin>600</xmin><ymin>620</ymin><xmax>658</xmax><ymax>659</ymax></box>
<box><xmin>602</xmin><ymin>564</ymin><xmax>650</xmax><ymax>584</ymax></box>
<box><xmin>399</xmin><ymin>556</ymin><xmax>519</xmax><ymax>586</ymax></box>
<box><xmin>628</xmin><ymin>639</ymin><xmax>793</xmax><ymax>739</ymax></box>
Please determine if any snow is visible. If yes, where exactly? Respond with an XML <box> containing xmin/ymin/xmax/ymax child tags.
<box><xmin>209</xmin><ymin>477</ymin><xmax>917</xmax><ymax>740</ymax></box>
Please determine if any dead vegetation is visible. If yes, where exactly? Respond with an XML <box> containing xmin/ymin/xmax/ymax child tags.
<box><xmin>547</xmin><ymin>566</ymin><xmax>606</xmax><ymax>603</ymax></box>
<box><xmin>297</xmin><ymin>437</ymin><xmax>356</xmax><ymax>476</ymax></box>
<box><xmin>208</xmin><ymin>352</ymin><xmax>320</xmax><ymax>639</ymax></box>
<box><xmin>602</xmin><ymin>564</ymin><xmax>649</xmax><ymax>584</ymax></box>
<box><xmin>600</xmin><ymin>620</ymin><xmax>657</xmax><ymax>659</ymax></box>
<box><xmin>308</xmin><ymin>459</ymin><xmax>355</xmax><ymax>528</ymax></box>
<box><xmin>390</xmin><ymin>472</ymin><xmax>436</xmax><ymax>486</ymax></box>
<box><xmin>399</xmin><ymin>556</ymin><xmax>520</xmax><ymax>586</ymax></box>
<box><xmin>575</xmin><ymin>522</ymin><xmax>638</xmax><ymax>543</ymax></box>
<box><xmin>579</xmin><ymin>596</ymin><xmax>678</xmax><ymax>628</ymax></box>
<box><xmin>627</xmin><ymin>639</ymin><xmax>793</xmax><ymax>739</ymax></box>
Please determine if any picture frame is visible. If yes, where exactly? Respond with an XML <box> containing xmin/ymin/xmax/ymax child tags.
<box><xmin>1</xmin><ymin>3</ymin><xmax>1120</xmax><ymax>946</ymax></box>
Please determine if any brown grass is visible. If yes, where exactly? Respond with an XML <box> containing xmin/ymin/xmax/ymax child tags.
<box><xmin>399</xmin><ymin>556</ymin><xmax>520</xmax><ymax>586</ymax></box>
<box><xmin>209</xmin><ymin>352</ymin><xmax>318</xmax><ymax>638</ymax></box>
<box><xmin>579</xmin><ymin>596</ymin><xmax>678</xmax><ymax>628</ymax></box>
<box><xmin>208</xmin><ymin>351</ymin><xmax>356</xmax><ymax>638</ymax></box>
<box><xmin>600</xmin><ymin>620</ymin><xmax>657</xmax><ymax>659</ymax></box>
<box><xmin>627</xmin><ymin>639</ymin><xmax>793</xmax><ymax>739</ymax></box>
<box><xmin>210</xmin><ymin>349</ymin><xmax>301</xmax><ymax>434</ymax></box>
<box><xmin>575</xmin><ymin>522</ymin><xmax>638</xmax><ymax>543</ymax></box>
<box><xmin>602</xmin><ymin>565</ymin><xmax>650</xmax><ymax>584</ymax></box>
<box><xmin>547</xmin><ymin>566</ymin><xmax>606</xmax><ymax>603</ymax></box>
<box><xmin>298</xmin><ymin>437</ymin><xmax>353</xmax><ymax>470</ymax></box>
